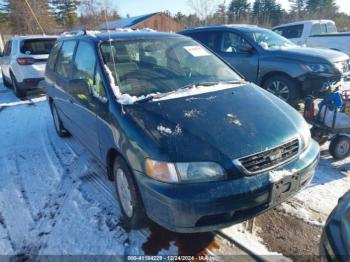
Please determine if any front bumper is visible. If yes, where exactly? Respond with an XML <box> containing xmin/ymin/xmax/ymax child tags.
<box><xmin>135</xmin><ymin>140</ymin><xmax>320</xmax><ymax>233</ymax></box>
<box><xmin>300</xmin><ymin>73</ymin><xmax>346</xmax><ymax>96</ymax></box>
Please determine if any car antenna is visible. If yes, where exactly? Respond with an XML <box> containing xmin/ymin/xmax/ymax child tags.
<box><xmin>24</xmin><ymin>0</ymin><xmax>46</xmax><ymax>35</ymax></box>
<box><xmin>102</xmin><ymin>5</ymin><xmax>125</xmax><ymax>114</ymax></box>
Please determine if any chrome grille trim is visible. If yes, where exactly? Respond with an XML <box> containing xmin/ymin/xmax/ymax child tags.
<box><xmin>233</xmin><ymin>138</ymin><xmax>300</xmax><ymax>175</ymax></box>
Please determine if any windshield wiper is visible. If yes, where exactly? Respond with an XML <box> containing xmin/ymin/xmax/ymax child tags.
<box><xmin>134</xmin><ymin>81</ymin><xmax>245</xmax><ymax>104</ymax></box>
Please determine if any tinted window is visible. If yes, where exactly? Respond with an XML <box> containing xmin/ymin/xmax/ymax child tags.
<box><xmin>72</xmin><ymin>41</ymin><xmax>96</xmax><ymax>82</ymax></box>
<box><xmin>190</xmin><ymin>31</ymin><xmax>221</xmax><ymax>51</ymax></box>
<box><xmin>55</xmin><ymin>41</ymin><xmax>76</xmax><ymax>79</ymax></box>
<box><xmin>273</xmin><ymin>25</ymin><xmax>304</xmax><ymax>39</ymax></box>
<box><xmin>47</xmin><ymin>41</ymin><xmax>62</xmax><ymax>71</ymax></box>
<box><xmin>20</xmin><ymin>39</ymin><xmax>56</xmax><ymax>55</ymax></box>
<box><xmin>220</xmin><ymin>32</ymin><xmax>251</xmax><ymax>53</ymax></box>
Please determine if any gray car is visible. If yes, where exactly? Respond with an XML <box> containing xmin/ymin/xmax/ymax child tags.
<box><xmin>179</xmin><ymin>25</ymin><xmax>350</xmax><ymax>105</ymax></box>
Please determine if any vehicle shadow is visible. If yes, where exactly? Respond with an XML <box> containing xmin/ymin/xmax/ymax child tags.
<box><xmin>307</xmin><ymin>147</ymin><xmax>349</xmax><ymax>188</ymax></box>
<box><xmin>142</xmin><ymin>222</ymin><xmax>219</xmax><ymax>258</ymax></box>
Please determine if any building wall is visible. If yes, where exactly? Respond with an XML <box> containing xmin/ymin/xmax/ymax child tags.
<box><xmin>135</xmin><ymin>13</ymin><xmax>183</xmax><ymax>32</ymax></box>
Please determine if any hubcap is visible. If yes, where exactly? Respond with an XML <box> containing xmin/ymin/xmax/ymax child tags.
<box><xmin>337</xmin><ymin>140</ymin><xmax>350</xmax><ymax>156</ymax></box>
<box><xmin>267</xmin><ymin>80</ymin><xmax>290</xmax><ymax>101</ymax></box>
<box><xmin>115</xmin><ymin>168</ymin><xmax>133</xmax><ymax>218</ymax></box>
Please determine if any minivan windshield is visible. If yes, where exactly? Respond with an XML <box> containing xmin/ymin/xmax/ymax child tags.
<box><xmin>20</xmin><ymin>38</ymin><xmax>57</xmax><ymax>55</ymax></box>
<box><xmin>100</xmin><ymin>37</ymin><xmax>242</xmax><ymax>97</ymax></box>
<box><xmin>246</xmin><ymin>29</ymin><xmax>296</xmax><ymax>50</ymax></box>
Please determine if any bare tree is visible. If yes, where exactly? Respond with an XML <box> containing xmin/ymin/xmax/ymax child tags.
<box><xmin>188</xmin><ymin>0</ymin><xmax>218</xmax><ymax>24</ymax></box>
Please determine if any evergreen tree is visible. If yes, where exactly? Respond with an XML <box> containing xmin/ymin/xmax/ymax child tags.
<box><xmin>228</xmin><ymin>0</ymin><xmax>250</xmax><ymax>21</ymax></box>
<box><xmin>289</xmin><ymin>0</ymin><xmax>306</xmax><ymax>18</ymax></box>
<box><xmin>0</xmin><ymin>0</ymin><xmax>10</xmax><ymax>24</ymax></box>
<box><xmin>50</xmin><ymin>0</ymin><xmax>80</xmax><ymax>28</ymax></box>
<box><xmin>306</xmin><ymin>0</ymin><xmax>338</xmax><ymax>14</ymax></box>
<box><xmin>252</xmin><ymin>0</ymin><xmax>284</xmax><ymax>26</ymax></box>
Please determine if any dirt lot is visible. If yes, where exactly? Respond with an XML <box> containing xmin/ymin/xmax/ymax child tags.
<box><xmin>256</xmin><ymin>208</ymin><xmax>323</xmax><ymax>260</ymax></box>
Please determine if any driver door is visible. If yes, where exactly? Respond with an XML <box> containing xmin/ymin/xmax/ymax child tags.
<box><xmin>217</xmin><ymin>31</ymin><xmax>259</xmax><ymax>82</ymax></box>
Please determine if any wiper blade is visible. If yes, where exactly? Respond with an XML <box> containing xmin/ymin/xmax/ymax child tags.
<box><xmin>134</xmin><ymin>96</ymin><xmax>154</xmax><ymax>104</ymax></box>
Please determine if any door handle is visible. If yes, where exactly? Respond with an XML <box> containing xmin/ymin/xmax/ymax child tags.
<box><xmin>69</xmin><ymin>98</ymin><xmax>73</xmax><ymax>104</ymax></box>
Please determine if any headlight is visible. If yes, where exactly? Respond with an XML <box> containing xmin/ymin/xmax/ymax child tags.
<box><xmin>301</xmin><ymin>63</ymin><xmax>331</xmax><ymax>73</ymax></box>
<box><xmin>145</xmin><ymin>159</ymin><xmax>225</xmax><ymax>183</ymax></box>
<box><xmin>300</xmin><ymin>122</ymin><xmax>312</xmax><ymax>150</ymax></box>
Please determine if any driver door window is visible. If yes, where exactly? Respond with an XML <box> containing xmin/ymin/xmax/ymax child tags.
<box><xmin>220</xmin><ymin>32</ymin><xmax>249</xmax><ymax>54</ymax></box>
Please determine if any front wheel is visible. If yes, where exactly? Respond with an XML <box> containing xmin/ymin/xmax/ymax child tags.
<box><xmin>263</xmin><ymin>75</ymin><xmax>300</xmax><ymax>105</ymax></box>
<box><xmin>329</xmin><ymin>135</ymin><xmax>350</xmax><ymax>160</ymax></box>
<box><xmin>113</xmin><ymin>157</ymin><xmax>147</xmax><ymax>230</ymax></box>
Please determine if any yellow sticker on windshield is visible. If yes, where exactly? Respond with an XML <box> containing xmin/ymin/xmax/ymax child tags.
<box><xmin>183</xmin><ymin>46</ymin><xmax>210</xmax><ymax>57</ymax></box>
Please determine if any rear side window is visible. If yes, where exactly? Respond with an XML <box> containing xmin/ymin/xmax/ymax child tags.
<box><xmin>47</xmin><ymin>41</ymin><xmax>62</xmax><ymax>71</ymax></box>
<box><xmin>55</xmin><ymin>41</ymin><xmax>76</xmax><ymax>79</ymax></box>
<box><xmin>273</xmin><ymin>25</ymin><xmax>304</xmax><ymax>39</ymax></box>
<box><xmin>189</xmin><ymin>31</ymin><xmax>221</xmax><ymax>51</ymax></box>
<box><xmin>20</xmin><ymin>39</ymin><xmax>57</xmax><ymax>55</ymax></box>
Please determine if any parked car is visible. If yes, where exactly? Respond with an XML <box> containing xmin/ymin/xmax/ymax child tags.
<box><xmin>179</xmin><ymin>25</ymin><xmax>350</xmax><ymax>105</ymax></box>
<box><xmin>44</xmin><ymin>30</ymin><xmax>320</xmax><ymax>233</ymax></box>
<box><xmin>0</xmin><ymin>35</ymin><xmax>57</xmax><ymax>98</ymax></box>
<box><xmin>320</xmin><ymin>190</ymin><xmax>350</xmax><ymax>261</ymax></box>
<box><xmin>273</xmin><ymin>20</ymin><xmax>350</xmax><ymax>57</ymax></box>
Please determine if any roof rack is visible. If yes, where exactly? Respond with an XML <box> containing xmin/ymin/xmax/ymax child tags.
<box><xmin>60</xmin><ymin>29</ymin><xmax>87</xmax><ymax>37</ymax></box>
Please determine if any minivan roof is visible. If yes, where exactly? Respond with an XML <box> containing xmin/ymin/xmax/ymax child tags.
<box><xmin>59</xmin><ymin>31</ymin><xmax>185</xmax><ymax>42</ymax></box>
<box><xmin>12</xmin><ymin>35</ymin><xmax>58</xmax><ymax>40</ymax></box>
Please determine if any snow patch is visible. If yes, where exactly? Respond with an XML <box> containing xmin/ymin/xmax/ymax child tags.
<box><xmin>184</xmin><ymin>109</ymin><xmax>202</xmax><ymax>118</ymax></box>
<box><xmin>227</xmin><ymin>113</ymin><xmax>242</xmax><ymax>126</ymax></box>
<box><xmin>157</xmin><ymin>125</ymin><xmax>172</xmax><ymax>135</ymax></box>
<box><xmin>269</xmin><ymin>169</ymin><xmax>297</xmax><ymax>183</ymax></box>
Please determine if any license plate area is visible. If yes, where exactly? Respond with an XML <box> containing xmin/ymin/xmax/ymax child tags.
<box><xmin>270</xmin><ymin>174</ymin><xmax>301</xmax><ymax>206</ymax></box>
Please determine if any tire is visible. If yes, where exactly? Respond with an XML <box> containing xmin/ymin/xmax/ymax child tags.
<box><xmin>2</xmin><ymin>71</ymin><xmax>11</xmax><ymax>88</ymax></box>
<box><xmin>50</xmin><ymin>102</ymin><xmax>70</xmax><ymax>138</ymax></box>
<box><xmin>329</xmin><ymin>135</ymin><xmax>350</xmax><ymax>160</ymax></box>
<box><xmin>10</xmin><ymin>73</ymin><xmax>26</xmax><ymax>98</ymax></box>
<box><xmin>263</xmin><ymin>75</ymin><xmax>300</xmax><ymax>106</ymax></box>
<box><xmin>113</xmin><ymin>157</ymin><xmax>147</xmax><ymax>230</ymax></box>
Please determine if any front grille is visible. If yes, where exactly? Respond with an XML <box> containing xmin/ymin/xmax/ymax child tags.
<box><xmin>335</xmin><ymin>60</ymin><xmax>349</xmax><ymax>73</ymax></box>
<box><xmin>238</xmin><ymin>139</ymin><xmax>299</xmax><ymax>174</ymax></box>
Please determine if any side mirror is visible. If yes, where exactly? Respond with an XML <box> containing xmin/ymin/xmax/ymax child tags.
<box><xmin>68</xmin><ymin>79</ymin><xmax>91</xmax><ymax>101</ymax></box>
<box><xmin>239</xmin><ymin>44</ymin><xmax>254</xmax><ymax>53</ymax></box>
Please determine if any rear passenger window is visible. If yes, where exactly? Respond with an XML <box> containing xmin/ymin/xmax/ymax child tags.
<box><xmin>72</xmin><ymin>41</ymin><xmax>96</xmax><ymax>83</ymax></box>
<box><xmin>190</xmin><ymin>32</ymin><xmax>221</xmax><ymax>51</ymax></box>
<box><xmin>55</xmin><ymin>41</ymin><xmax>76</xmax><ymax>79</ymax></box>
<box><xmin>47</xmin><ymin>41</ymin><xmax>62</xmax><ymax>71</ymax></box>
<box><xmin>3</xmin><ymin>40</ymin><xmax>12</xmax><ymax>56</ymax></box>
<box><xmin>273</xmin><ymin>25</ymin><xmax>303</xmax><ymax>39</ymax></box>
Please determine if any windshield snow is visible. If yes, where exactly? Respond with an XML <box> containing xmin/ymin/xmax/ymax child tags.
<box><xmin>100</xmin><ymin>37</ymin><xmax>242</xmax><ymax>98</ymax></box>
<box><xmin>247</xmin><ymin>29</ymin><xmax>296</xmax><ymax>49</ymax></box>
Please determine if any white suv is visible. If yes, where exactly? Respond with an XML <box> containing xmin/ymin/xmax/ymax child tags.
<box><xmin>1</xmin><ymin>35</ymin><xmax>57</xmax><ymax>97</ymax></box>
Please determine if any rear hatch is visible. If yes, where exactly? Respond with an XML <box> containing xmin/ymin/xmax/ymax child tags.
<box><xmin>19</xmin><ymin>38</ymin><xmax>57</xmax><ymax>70</ymax></box>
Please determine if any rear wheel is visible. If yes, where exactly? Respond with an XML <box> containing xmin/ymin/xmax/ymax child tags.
<box><xmin>329</xmin><ymin>135</ymin><xmax>350</xmax><ymax>160</ymax></box>
<box><xmin>10</xmin><ymin>73</ymin><xmax>26</xmax><ymax>98</ymax></box>
<box><xmin>263</xmin><ymin>75</ymin><xmax>300</xmax><ymax>105</ymax></box>
<box><xmin>2</xmin><ymin>71</ymin><xmax>11</xmax><ymax>88</ymax></box>
<box><xmin>51</xmin><ymin>102</ymin><xmax>70</xmax><ymax>137</ymax></box>
<box><xmin>113</xmin><ymin>157</ymin><xmax>147</xmax><ymax>230</ymax></box>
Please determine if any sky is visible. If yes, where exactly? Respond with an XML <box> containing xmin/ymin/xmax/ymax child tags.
<box><xmin>114</xmin><ymin>0</ymin><xmax>350</xmax><ymax>17</ymax></box>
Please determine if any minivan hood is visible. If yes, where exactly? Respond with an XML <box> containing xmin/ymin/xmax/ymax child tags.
<box><xmin>125</xmin><ymin>84</ymin><xmax>305</xmax><ymax>166</ymax></box>
<box><xmin>266</xmin><ymin>46</ymin><xmax>349</xmax><ymax>63</ymax></box>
